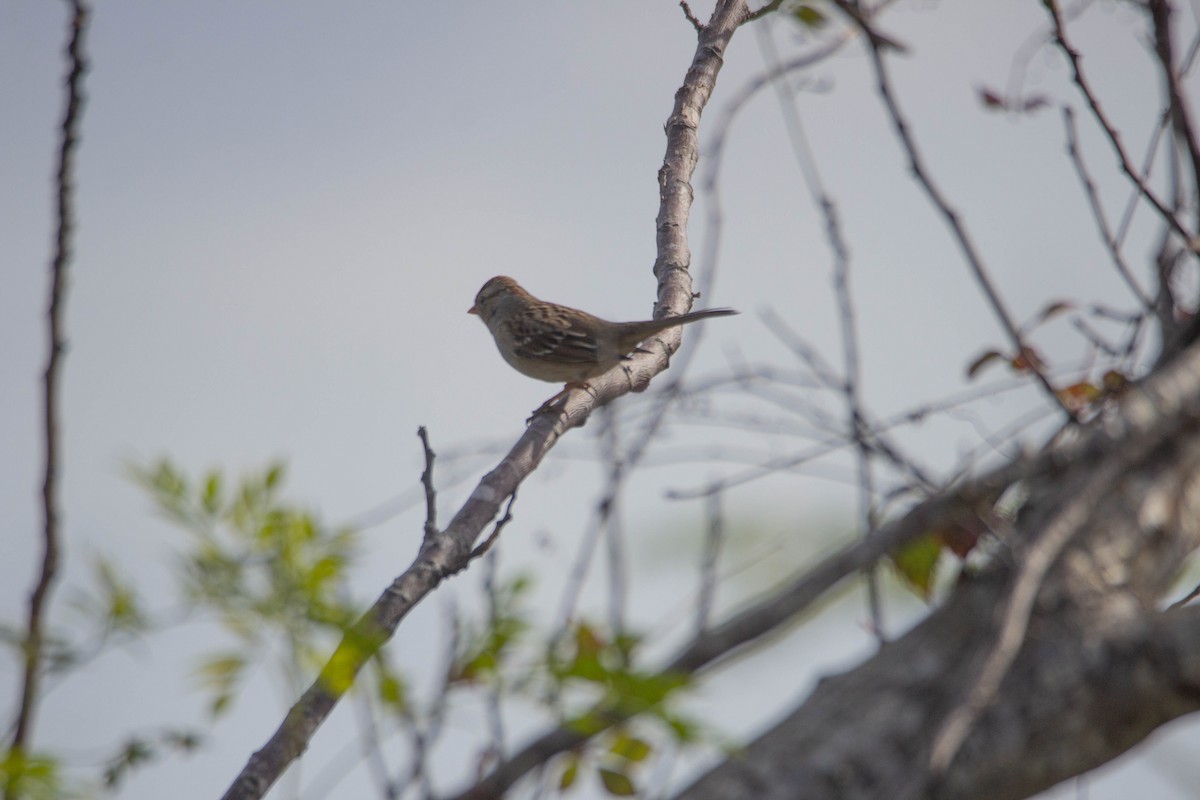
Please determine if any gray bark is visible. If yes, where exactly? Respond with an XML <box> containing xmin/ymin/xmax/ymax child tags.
<box><xmin>674</xmin><ymin>347</ymin><xmax>1200</xmax><ymax>800</ymax></box>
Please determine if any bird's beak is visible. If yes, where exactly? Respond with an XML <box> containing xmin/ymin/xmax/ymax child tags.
<box><xmin>468</xmin><ymin>305</ymin><xmax>479</xmax><ymax>315</ymax></box>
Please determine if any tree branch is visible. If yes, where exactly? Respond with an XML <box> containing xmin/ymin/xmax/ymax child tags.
<box><xmin>8</xmin><ymin>1</ymin><xmax>89</xmax><ymax>784</ymax></box>
<box><xmin>217</xmin><ymin>3</ymin><xmax>752</xmax><ymax>798</ymax></box>
<box><xmin>674</xmin><ymin>338</ymin><xmax>1200</xmax><ymax>800</ymax></box>
<box><xmin>451</xmin><ymin>317</ymin><xmax>1200</xmax><ymax>800</ymax></box>
<box><xmin>444</xmin><ymin>455</ymin><xmax>1026</xmax><ymax>799</ymax></box>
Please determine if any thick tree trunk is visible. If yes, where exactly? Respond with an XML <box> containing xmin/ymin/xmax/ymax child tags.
<box><xmin>675</xmin><ymin>346</ymin><xmax>1200</xmax><ymax>800</ymax></box>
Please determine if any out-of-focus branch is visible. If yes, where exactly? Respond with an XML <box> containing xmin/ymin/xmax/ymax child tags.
<box><xmin>1060</xmin><ymin>106</ymin><xmax>1155</xmax><ymax>311</ymax></box>
<box><xmin>444</xmin><ymin>454</ymin><xmax>1027</xmax><ymax>800</ymax></box>
<box><xmin>1043</xmin><ymin>0</ymin><xmax>1200</xmax><ymax>254</ymax></box>
<box><xmin>675</xmin><ymin>331</ymin><xmax>1200</xmax><ymax>800</ymax></box>
<box><xmin>1148</xmin><ymin>0</ymin><xmax>1200</xmax><ymax>227</ymax></box>
<box><xmin>845</xmin><ymin>3</ymin><xmax>1076</xmax><ymax>421</ymax></box>
<box><xmin>8</xmin><ymin>1</ymin><xmax>90</xmax><ymax>784</ymax></box>
<box><xmin>451</xmin><ymin>301</ymin><xmax>1200</xmax><ymax>799</ymax></box>
<box><xmin>217</xmin><ymin>3</ymin><xmax>753</xmax><ymax>799</ymax></box>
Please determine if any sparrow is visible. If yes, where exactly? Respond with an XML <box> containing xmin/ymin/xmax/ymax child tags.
<box><xmin>469</xmin><ymin>275</ymin><xmax>736</xmax><ymax>413</ymax></box>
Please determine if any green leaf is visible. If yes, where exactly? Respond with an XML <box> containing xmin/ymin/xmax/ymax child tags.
<box><xmin>598</xmin><ymin>767</ymin><xmax>636</xmax><ymax>796</ymax></box>
<box><xmin>791</xmin><ymin>3</ymin><xmax>827</xmax><ymax>29</ymax></box>
<box><xmin>609</xmin><ymin>734</ymin><xmax>652</xmax><ymax>763</ymax></box>
<box><xmin>379</xmin><ymin>678</ymin><xmax>405</xmax><ymax>709</ymax></box>
<box><xmin>662</xmin><ymin>712</ymin><xmax>703</xmax><ymax>744</ymax></box>
<box><xmin>196</xmin><ymin>652</ymin><xmax>246</xmax><ymax>716</ymax></box>
<box><xmin>0</xmin><ymin>749</ymin><xmax>61</xmax><ymax>800</ymax></box>
<box><xmin>558</xmin><ymin>754</ymin><xmax>580</xmax><ymax>790</ymax></box>
<box><xmin>94</xmin><ymin>556</ymin><xmax>147</xmax><ymax>633</ymax></box>
<box><xmin>265</xmin><ymin>462</ymin><xmax>285</xmax><ymax>490</ymax></box>
<box><xmin>566</xmin><ymin>712</ymin><xmax>609</xmax><ymax>737</ymax></box>
<box><xmin>196</xmin><ymin>653</ymin><xmax>245</xmax><ymax>683</ymax></box>
<box><xmin>890</xmin><ymin>532</ymin><xmax>943</xmax><ymax>600</ymax></box>
<box><xmin>202</xmin><ymin>471</ymin><xmax>223</xmax><ymax>515</ymax></box>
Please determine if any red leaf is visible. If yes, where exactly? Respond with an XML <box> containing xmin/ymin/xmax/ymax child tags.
<box><xmin>1010</xmin><ymin>346</ymin><xmax>1046</xmax><ymax>374</ymax></box>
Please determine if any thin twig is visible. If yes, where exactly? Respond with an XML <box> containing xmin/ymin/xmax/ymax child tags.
<box><xmin>467</xmin><ymin>492</ymin><xmax>518</xmax><ymax>562</ymax></box>
<box><xmin>418</xmin><ymin>426</ymin><xmax>439</xmax><ymax>543</ymax></box>
<box><xmin>10</xmin><ymin>0</ymin><xmax>89</xmax><ymax>777</ymax></box>
<box><xmin>679</xmin><ymin>0</ymin><xmax>703</xmax><ymax>32</ymax></box>
<box><xmin>744</xmin><ymin>0</ymin><xmax>786</xmax><ymax>24</ymax></box>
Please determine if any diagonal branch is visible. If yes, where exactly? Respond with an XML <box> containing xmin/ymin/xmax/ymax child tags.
<box><xmin>217</xmin><ymin>3</ymin><xmax>752</xmax><ymax>799</ymax></box>
<box><xmin>674</xmin><ymin>335</ymin><xmax>1200</xmax><ymax>800</ymax></box>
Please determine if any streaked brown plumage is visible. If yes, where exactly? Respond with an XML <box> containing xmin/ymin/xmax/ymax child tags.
<box><xmin>469</xmin><ymin>275</ymin><xmax>737</xmax><ymax>393</ymax></box>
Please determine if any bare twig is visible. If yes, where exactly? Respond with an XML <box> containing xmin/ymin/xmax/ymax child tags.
<box><xmin>418</xmin><ymin>426</ymin><xmax>439</xmax><ymax>543</ymax></box>
<box><xmin>744</xmin><ymin>0</ymin><xmax>786</xmax><ymax>24</ymax></box>
<box><xmin>679</xmin><ymin>0</ymin><xmax>703</xmax><ymax>32</ymax></box>
<box><xmin>9</xmin><ymin>0</ymin><xmax>89</xmax><ymax>780</ymax></box>
<box><xmin>467</xmin><ymin>492</ymin><xmax>518</xmax><ymax>562</ymax></box>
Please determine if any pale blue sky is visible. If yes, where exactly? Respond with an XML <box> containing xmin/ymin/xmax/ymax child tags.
<box><xmin>3</xmin><ymin>2</ymin><xmax>1196</xmax><ymax>798</ymax></box>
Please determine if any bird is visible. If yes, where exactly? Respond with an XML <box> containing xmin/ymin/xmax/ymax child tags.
<box><xmin>469</xmin><ymin>275</ymin><xmax>737</xmax><ymax>415</ymax></box>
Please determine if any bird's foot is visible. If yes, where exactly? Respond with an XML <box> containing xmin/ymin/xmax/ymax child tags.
<box><xmin>526</xmin><ymin>382</ymin><xmax>595</xmax><ymax>425</ymax></box>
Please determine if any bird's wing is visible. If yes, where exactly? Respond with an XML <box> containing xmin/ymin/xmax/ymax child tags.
<box><xmin>508</xmin><ymin>308</ymin><xmax>601</xmax><ymax>365</ymax></box>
